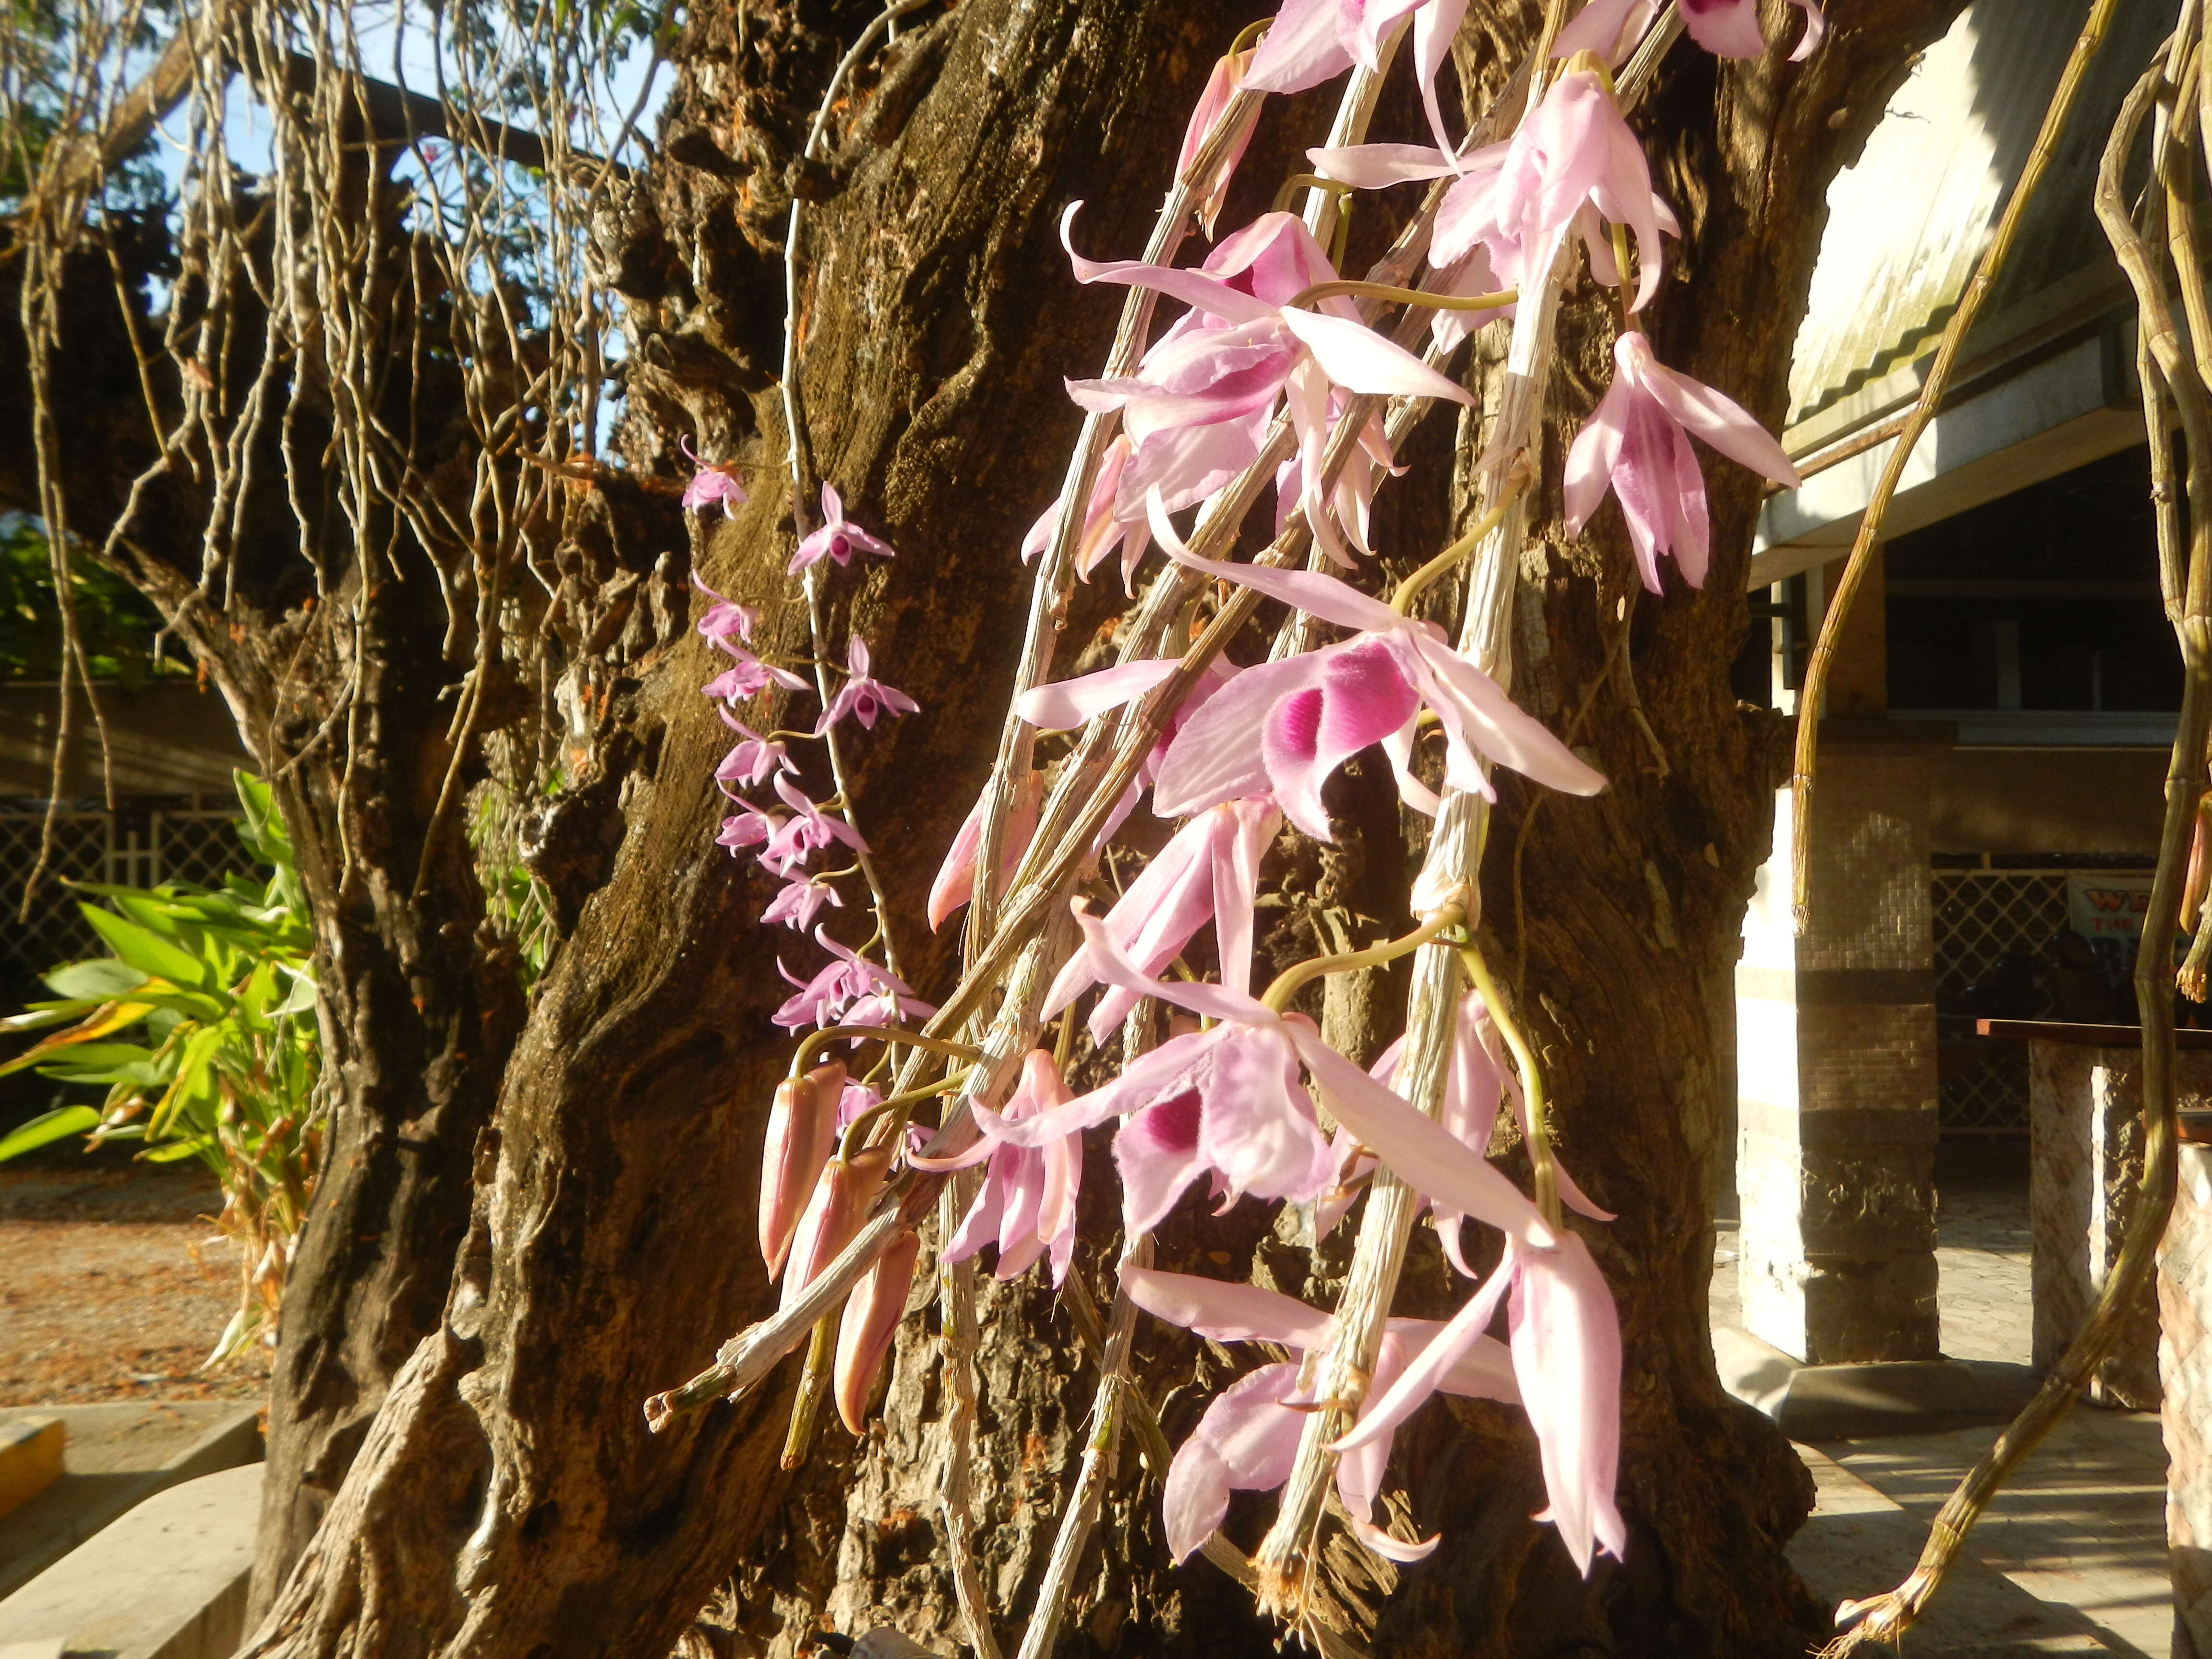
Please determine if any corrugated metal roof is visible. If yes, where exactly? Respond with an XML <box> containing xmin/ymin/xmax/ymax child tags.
<box><xmin>1786</xmin><ymin>0</ymin><xmax>2166</xmax><ymax>428</ymax></box>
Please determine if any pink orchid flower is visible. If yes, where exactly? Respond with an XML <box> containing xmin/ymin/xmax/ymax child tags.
<box><xmin>1324</xmin><ymin>992</ymin><xmax>1613</xmax><ymax>1272</ymax></box>
<box><xmin>715</xmin><ymin>709</ymin><xmax>796</xmax><ymax>791</ymax></box>
<box><xmin>790</xmin><ymin>482</ymin><xmax>898</xmax><ymax>575</ymax></box>
<box><xmin>702</xmin><ymin>636</ymin><xmax>810</xmax><ymax>702</ymax></box>
<box><xmin>1242</xmin><ymin>0</ymin><xmax>1471</xmax><ymax>157</ymax></box>
<box><xmin>1177</xmin><ymin>41</ymin><xmax>1262</xmax><ymax>237</ymax></box>
<box><xmin>763</xmin><ymin>774</ymin><xmax>868</xmax><ymax>870</ymax></box>
<box><xmin>716</xmin><ymin>803</ymin><xmax>782</xmax><ymax>860</ymax></box>
<box><xmin>681</xmin><ymin>438</ymin><xmax>748</xmax><ymax>518</ymax></box>
<box><xmin>1061</xmin><ymin>206</ymin><xmax>1473</xmax><ymax>565</ymax></box>
<box><xmin>1122</xmin><ymin>1267</ymin><xmax>1518</xmax><ymax>1563</ymax></box>
<box><xmin>773</xmin><ymin>929</ymin><xmax>933</xmax><ymax>1033</ymax></box>
<box><xmin>1554</xmin><ymin>0</ymin><xmax>1823</xmax><ymax>64</ymax></box>
<box><xmin>981</xmin><ymin>905</ymin><xmax>1553</xmax><ymax>1248</ymax></box>
<box><xmin>912</xmin><ymin>1050</ymin><xmax>1083</xmax><ymax>1286</ymax></box>
<box><xmin>1043</xmin><ymin>795</ymin><xmax>1280</xmax><ymax>1044</ymax></box>
<box><xmin>1021</xmin><ymin>434</ymin><xmax>1154</xmax><ymax>590</ymax></box>
<box><xmin>1311</xmin><ymin>62</ymin><xmax>1675</xmax><ymax>313</ymax></box>
<box><xmin>692</xmin><ymin>575</ymin><xmax>760</xmax><ymax>644</ymax></box>
<box><xmin>760</xmin><ymin>1059</ymin><xmax>846</xmax><ymax>1277</ymax></box>
<box><xmin>1338</xmin><ymin>1230</ymin><xmax>1624</xmax><ymax>1575</ymax></box>
<box><xmin>928</xmin><ymin>771</ymin><xmax>1045</xmax><ymax>932</ymax></box>
<box><xmin>1012</xmin><ymin>652</ymin><xmax>1245</xmax><ymax>854</ymax></box>
<box><xmin>1141</xmin><ymin>495</ymin><xmax>1606</xmax><ymax>838</ymax></box>
<box><xmin>1564</xmin><ymin>330</ymin><xmax>1800</xmax><ymax>592</ymax></box>
<box><xmin>763</xmin><ymin>873</ymin><xmax>844</xmax><ymax>931</ymax></box>
<box><xmin>816</xmin><ymin>637</ymin><xmax>920</xmax><ymax>734</ymax></box>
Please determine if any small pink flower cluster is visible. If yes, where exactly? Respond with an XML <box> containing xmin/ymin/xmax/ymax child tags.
<box><xmin>686</xmin><ymin>477</ymin><xmax>925</xmax><ymax>1031</ymax></box>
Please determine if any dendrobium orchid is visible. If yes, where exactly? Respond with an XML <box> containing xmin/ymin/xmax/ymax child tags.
<box><xmin>1122</xmin><ymin>1267</ymin><xmax>1518</xmax><ymax>1563</ymax></box>
<box><xmin>979</xmin><ymin>907</ymin><xmax>1553</xmax><ymax>1246</ymax></box>
<box><xmin>773</xmin><ymin>930</ymin><xmax>934</xmax><ymax>1033</ymax></box>
<box><xmin>1564</xmin><ymin>330</ymin><xmax>1801</xmax><ymax>591</ymax></box>
<box><xmin>1241</xmin><ymin>0</ymin><xmax>1471</xmax><ymax>157</ymax></box>
<box><xmin>715</xmin><ymin>710</ymin><xmax>796</xmax><ymax>791</ymax></box>
<box><xmin>816</xmin><ymin>637</ymin><xmax>919</xmax><ymax>734</ymax></box>
<box><xmin>1021</xmin><ymin>434</ymin><xmax>1153</xmax><ymax>589</ymax></box>
<box><xmin>1042</xmin><ymin>795</ymin><xmax>1281</xmax><ymax>1043</ymax></box>
<box><xmin>1339</xmin><ymin>1232</ymin><xmax>1625</xmax><ymax>1575</ymax></box>
<box><xmin>763</xmin><ymin>873</ymin><xmax>844</xmax><ymax>931</ymax></box>
<box><xmin>763</xmin><ymin>774</ymin><xmax>868</xmax><ymax>871</ymax></box>
<box><xmin>1553</xmin><ymin>0</ymin><xmax>1824</xmax><ymax>64</ymax></box>
<box><xmin>1328</xmin><ymin>993</ymin><xmax>1612</xmax><ymax>1273</ymax></box>
<box><xmin>928</xmin><ymin>771</ymin><xmax>1045</xmax><ymax>932</ymax></box>
<box><xmin>790</xmin><ymin>482</ymin><xmax>898</xmax><ymax>575</ymax></box>
<box><xmin>681</xmin><ymin>438</ymin><xmax>748</xmax><ymax>518</ymax></box>
<box><xmin>1177</xmin><ymin>41</ymin><xmax>1261</xmax><ymax>237</ymax></box>
<box><xmin>692</xmin><ymin>576</ymin><xmax>760</xmax><ymax>646</ymax></box>
<box><xmin>1061</xmin><ymin>207</ymin><xmax>1472</xmax><ymax>564</ymax></box>
<box><xmin>1141</xmin><ymin>496</ymin><xmax>1607</xmax><ymax>836</ymax></box>
<box><xmin>913</xmin><ymin>1050</ymin><xmax>1083</xmax><ymax>1286</ymax></box>
<box><xmin>1310</xmin><ymin>60</ymin><xmax>1674</xmax><ymax>311</ymax></box>
<box><xmin>702</xmin><ymin>638</ymin><xmax>809</xmax><ymax>702</ymax></box>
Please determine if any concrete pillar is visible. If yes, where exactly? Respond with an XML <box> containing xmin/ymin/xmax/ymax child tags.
<box><xmin>2163</xmin><ymin>1140</ymin><xmax>2212</xmax><ymax>1658</ymax></box>
<box><xmin>1736</xmin><ymin>726</ymin><xmax>1945</xmax><ymax>1364</ymax></box>
<box><xmin>2029</xmin><ymin>1039</ymin><xmax>2172</xmax><ymax>1409</ymax></box>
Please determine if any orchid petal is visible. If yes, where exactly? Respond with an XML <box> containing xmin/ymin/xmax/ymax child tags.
<box><xmin>1677</xmin><ymin>0</ymin><xmax>1767</xmax><ymax>58</ymax></box>
<box><xmin>1146</xmin><ymin>490</ymin><xmax>1407</xmax><ymax>633</ymax></box>
<box><xmin>1062</xmin><ymin>203</ymin><xmax>1276</xmax><ymax>325</ymax></box>
<box><xmin>1307</xmin><ymin>143</ymin><xmax>1455</xmax><ymax>188</ymax></box>
<box><xmin>1333</xmin><ymin>1246</ymin><xmax>1517</xmax><ymax>1453</ymax></box>
<box><xmin>1122</xmin><ymin>1266</ymin><xmax>1336</xmax><ymax>1350</ymax></box>
<box><xmin>1016</xmin><ymin>658</ymin><xmax>1181</xmax><ymax>730</ymax></box>
<box><xmin>1278</xmin><ymin>306</ymin><xmax>1475</xmax><ymax>405</ymax></box>
<box><xmin>1291</xmin><ymin>1028</ymin><xmax>1551</xmax><ymax>1246</ymax></box>
<box><xmin>1242</xmin><ymin>0</ymin><xmax>1357</xmax><ymax>94</ymax></box>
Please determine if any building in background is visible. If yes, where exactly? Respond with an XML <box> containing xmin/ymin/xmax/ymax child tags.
<box><xmin>1730</xmin><ymin>0</ymin><xmax>2177</xmax><ymax>1370</ymax></box>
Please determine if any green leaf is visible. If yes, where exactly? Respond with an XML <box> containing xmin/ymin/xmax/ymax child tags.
<box><xmin>0</xmin><ymin>1106</ymin><xmax>100</xmax><ymax>1162</ymax></box>
<box><xmin>270</xmin><ymin>964</ymin><xmax>319</xmax><ymax>1017</ymax></box>
<box><xmin>143</xmin><ymin>1134</ymin><xmax>215</xmax><ymax>1163</ymax></box>
<box><xmin>43</xmin><ymin>959</ymin><xmax>149</xmax><ymax>999</ymax></box>
<box><xmin>81</xmin><ymin>907</ymin><xmax>210</xmax><ymax>991</ymax></box>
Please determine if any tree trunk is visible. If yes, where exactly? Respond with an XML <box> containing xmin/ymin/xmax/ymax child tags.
<box><xmin>15</xmin><ymin>0</ymin><xmax>1967</xmax><ymax>1652</ymax></box>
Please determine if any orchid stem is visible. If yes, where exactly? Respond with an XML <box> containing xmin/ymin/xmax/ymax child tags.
<box><xmin>1458</xmin><ymin>940</ymin><xmax>1560</xmax><ymax>1230</ymax></box>
<box><xmin>1273</xmin><ymin>174</ymin><xmax>1357</xmax><ymax>214</ymax></box>
<box><xmin>1391</xmin><ymin>479</ymin><xmax>1528</xmax><ymax>614</ymax></box>
<box><xmin>789</xmin><ymin>1026</ymin><xmax>983</xmax><ymax>1080</ymax></box>
<box><xmin>1609</xmin><ymin>221</ymin><xmax>1634</xmax><ymax>338</ymax></box>
<box><xmin>780</xmin><ymin>1312</ymin><xmax>837</xmax><ymax>1468</ymax></box>
<box><xmin>1287</xmin><ymin>277</ymin><xmax>1519</xmax><ymax>314</ymax></box>
<box><xmin>1259</xmin><ymin>905</ymin><xmax>1465</xmax><ymax>1014</ymax></box>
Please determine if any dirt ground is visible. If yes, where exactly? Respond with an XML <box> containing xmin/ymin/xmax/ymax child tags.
<box><xmin>0</xmin><ymin>1156</ymin><xmax>271</xmax><ymax>1406</ymax></box>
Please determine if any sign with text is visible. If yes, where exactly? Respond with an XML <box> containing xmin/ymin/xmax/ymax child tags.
<box><xmin>2069</xmin><ymin>872</ymin><xmax>2156</xmax><ymax>943</ymax></box>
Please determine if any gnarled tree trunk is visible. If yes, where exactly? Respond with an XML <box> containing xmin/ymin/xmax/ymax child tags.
<box><xmin>14</xmin><ymin>0</ymin><xmax>1966</xmax><ymax>1652</ymax></box>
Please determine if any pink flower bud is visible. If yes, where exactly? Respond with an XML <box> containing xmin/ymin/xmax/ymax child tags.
<box><xmin>833</xmin><ymin>1226</ymin><xmax>921</xmax><ymax>1434</ymax></box>
<box><xmin>779</xmin><ymin>1144</ymin><xmax>892</xmax><ymax>1312</ymax></box>
<box><xmin>759</xmin><ymin>1060</ymin><xmax>846</xmax><ymax>1278</ymax></box>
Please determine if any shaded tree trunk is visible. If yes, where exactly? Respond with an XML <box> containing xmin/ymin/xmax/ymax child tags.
<box><xmin>13</xmin><ymin>0</ymin><xmax>1968</xmax><ymax>1653</ymax></box>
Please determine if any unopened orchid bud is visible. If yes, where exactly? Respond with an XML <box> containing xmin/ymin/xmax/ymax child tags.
<box><xmin>833</xmin><ymin>1226</ymin><xmax>921</xmax><ymax>1434</ymax></box>
<box><xmin>780</xmin><ymin>1144</ymin><xmax>892</xmax><ymax>1313</ymax></box>
<box><xmin>760</xmin><ymin>1060</ymin><xmax>848</xmax><ymax>1279</ymax></box>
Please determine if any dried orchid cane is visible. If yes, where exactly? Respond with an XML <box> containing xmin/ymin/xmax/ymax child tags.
<box><xmin>935</xmin><ymin>1175</ymin><xmax>1005</xmax><ymax>1659</ymax></box>
<box><xmin>1248</xmin><ymin>154</ymin><xmax>1584</xmax><ymax>1623</ymax></box>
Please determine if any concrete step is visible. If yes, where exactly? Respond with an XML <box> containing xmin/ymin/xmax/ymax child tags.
<box><xmin>0</xmin><ymin>1406</ymin><xmax>263</xmax><ymax>1602</ymax></box>
<box><xmin>1715</xmin><ymin>1324</ymin><xmax>2042</xmax><ymax>1439</ymax></box>
<box><xmin>0</xmin><ymin>1463</ymin><xmax>261</xmax><ymax>1659</ymax></box>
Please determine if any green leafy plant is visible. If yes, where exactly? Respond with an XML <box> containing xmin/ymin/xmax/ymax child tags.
<box><xmin>0</xmin><ymin>771</ymin><xmax>320</xmax><ymax>1365</ymax></box>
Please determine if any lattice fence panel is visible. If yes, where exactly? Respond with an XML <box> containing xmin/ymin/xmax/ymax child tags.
<box><xmin>1932</xmin><ymin>872</ymin><xmax>2070</xmax><ymax>1000</ymax></box>
<box><xmin>1933</xmin><ymin>871</ymin><xmax>2069</xmax><ymax>1136</ymax></box>
<box><xmin>0</xmin><ymin>806</ymin><xmax>243</xmax><ymax>1005</ymax></box>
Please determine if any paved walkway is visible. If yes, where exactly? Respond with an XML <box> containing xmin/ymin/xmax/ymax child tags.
<box><xmin>1716</xmin><ymin>1175</ymin><xmax>2172</xmax><ymax>1657</ymax></box>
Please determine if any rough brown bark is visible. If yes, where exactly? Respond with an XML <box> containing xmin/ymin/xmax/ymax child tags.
<box><xmin>16</xmin><ymin>0</ymin><xmax>1969</xmax><ymax>1653</ymax></box>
